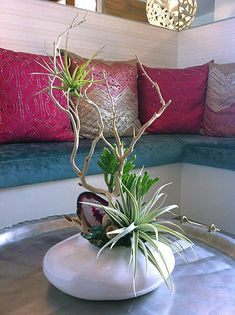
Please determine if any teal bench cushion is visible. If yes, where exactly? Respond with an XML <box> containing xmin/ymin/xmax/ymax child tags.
<box><xmin>0</xmin><ymin>135</ymin><xmax>234</xmax><ymax>189</ymax></box>
<box><xmin>180</xmin><ymin>135</ymin><xmax>235</xmax><ymax>170</ymax></box>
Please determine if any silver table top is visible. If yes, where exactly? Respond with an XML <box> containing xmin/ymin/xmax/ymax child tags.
<box><xmin>0</xmin><ymin>216</ymin><xmax>235</xmax><ymax>315</ymax></box>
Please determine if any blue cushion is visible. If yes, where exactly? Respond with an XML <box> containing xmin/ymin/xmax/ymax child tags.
<box><xmin>179</xmin><ymin>134</ymin><xmax>235</xmax><ymax>170</ymax></box>
<box><xmin>0</xmin><ymin>135</ymin><xmax>234</xmax><ymax>188</ymax></box>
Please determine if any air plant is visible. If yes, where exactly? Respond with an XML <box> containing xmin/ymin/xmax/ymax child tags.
<box><xmin>81</xmin><ymin>177</ymin><xmax>194</xmax><ymax>293</ymax></box>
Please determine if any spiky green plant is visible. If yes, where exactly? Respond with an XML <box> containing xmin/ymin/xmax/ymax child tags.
<box><xmin>81</xmin><ymin>177</ymin><xmax>194</xmax><ymax>294</ymax></box>
<box><xmin>36</xmin><ymin>47</ymin><xmax>102</xmax><ymax>99</ymax></box>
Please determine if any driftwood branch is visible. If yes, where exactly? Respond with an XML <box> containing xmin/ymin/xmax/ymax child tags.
<box><xmin>82</xmin><ymin>79</ymin><xmax>119</xmax><ymax>158</ymax></box>
<box><xmin>47</xmin><ymin>16</ymin><xmax>172</xmax><ymax>204</ymax></box>
<box><xmin>48</xmin><ymin>77</ymin><xmax>82</xmax><ymax>177</ymax></box>
<box><xmin>136</xmin><ymin>55</ymin><xmax>172</xmax><ymax>108</ymax></box>
<box><xmin>48</xmin><ymin>15</ymin><xmax>114</xmax><ymax>199</ymax></box>
<box><xmin>103</xmin><ymin>71</ymin><xmax>122</xmax><ymax>156</ymax></box>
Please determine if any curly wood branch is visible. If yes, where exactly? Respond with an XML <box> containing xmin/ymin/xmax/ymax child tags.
<box><xmin>123</xmin><ymin>105</ymin><xmax>170</xmax><ymax>160</ymax></box>
<box><xmin>67</xmin><ymin>95</ymin><xmax>82</xmax><ymax>176</ymax></box>
<box><xmin>48</xmin><ymin>18</ymin><xmax>173</xmax><ymax>204</ymax></box>
<box><xmin>48</xmin><ymin>77</ymin><xmax>82</xmax><ymax>176</ymax></box>
<box><xmin>82</xmin><ymin>78</ymin><xmax>119</xmax><ymax>158</ymax></box>
<box><xmin>120</xmin><ymin>57</ymin><xmax>172</xmax><ymax>160</ymax></box>
<box><xmin>53</xmin><ymin>12</ymin><xmax>87</xmax><ymax>70</ymax></box>
<box><xmin>136</xmin><ymin>55</ymin><xmax>171</xmax><ymax>108</ymax></box>
<box><xmin>48</xmin><ymin>15</ymin><xmax>114</xmax><ymax>198</ymax></box>
<box><xmin>103</xmin><ymin>71</ymin><xmax>122</xmax><ymax>156</ymax></box>
<box><xmin>79</xmin><ymin>134</ymin><xmax>113</xmax><ymax>198</ymax></box>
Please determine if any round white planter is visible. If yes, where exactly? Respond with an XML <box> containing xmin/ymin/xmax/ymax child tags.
<box><xmin>43</xmin><ymin>234</ymin><xmax>175</xmax><ymax>300</ymax></box>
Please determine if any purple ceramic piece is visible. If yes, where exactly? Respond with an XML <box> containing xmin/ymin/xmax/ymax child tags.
<box><xmin>77</xmin><ymin>192</ymin><xmax>108</xmax><ymax>227</ymax></box>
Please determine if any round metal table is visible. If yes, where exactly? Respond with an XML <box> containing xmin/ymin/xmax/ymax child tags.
<box><xmin>0</xmin><ymin>216</ymin><xmax>235</xmax><ymax>315</ymax></box>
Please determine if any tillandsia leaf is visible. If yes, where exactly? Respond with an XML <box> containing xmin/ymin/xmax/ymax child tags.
<box><xmin>121</xmin><ymin>183</ymin><xmax>139</xmax><ymax>222</ymax></box>
<box><xmin>137</xmin><ymin>223</ymin><xmax>159</xmax><ymax>244</ymax></box>
<box><xmin>152</xmin><ymin>193</ymin><xmax>168</xmax><ymax>213</ymax></box>
<box><xmin>78</xmin><ymin>175</ymin><xmax>193</xmax><ymax>293</ymax></box>
<box><xmin>153</xmin><ymin>223</ymin><xmax>194</xmax><ymax>249</ymax></box>
<box><xmin>141</xmin><ymin>182</ymin><xmax>173</xmax><ymax>216</ymax></box>
<box><xmin>79</xmin><ymin>201</ymin><xmax>129</xmax><ymax>226</ymax></box>
<box><xmin>157</xmin><ymin>247</ymin><xmax>173</xmax><ymax>291</ymax></box>
<box><xmin>159</xmin><ymin>235</ymin><xmax>190</xmax><ymax>263</ymax></box>
<box><xmin>138</xmin><ymin>238</ymin><xmax>149</xmax><ymax>274</ymax></box>
<box><xmin>142</xmin><ymin>205</ymin><xmax>179</xmax><ymax>224</ymax></box>
<box><xmin>64</xmin><ymin>48</ymin><xmax>72</xmax><ymax>83</ymax></box>
<box><xmin>131</xmin><ymin>230</ymin><xmax>139</xmax><ymax>297</ymax></box>
<box><xmin>143</xmin><ymin>238</ymin><xmax>172</xmax><ymax>290</ymax></box>
<box><xmin>36</xmin><ymin>45</ymin><xmax>103</xmax><ymax>99</ymax></box>
<box><xmin>109</xmin><ymin>223</ymin><xmax>136</xmax><ymax>249</ymax></box>
<box><xmin>137</xmin><ymin>195</ymin><xmax>174</xmax><ymax>225</ymax></box>
<box><xmin>97</xmin><ymin>222</ymin><xmax>136</xmax><ymax>258</ymax></box>
<box><xmin>157</xmin><ymin>220</ymin><xmax>185</xmax><ymax>233</ymax></box>
<box><xmin>148</xmin><ymin>252</ymin><xmax>171</xmax><ymax>290</ymax></box>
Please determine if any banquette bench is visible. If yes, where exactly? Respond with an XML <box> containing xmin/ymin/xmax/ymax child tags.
<box><xmin>1</xmin><ymin>134</ymin><xmax>234</xmax><ymax>189</ymax></box>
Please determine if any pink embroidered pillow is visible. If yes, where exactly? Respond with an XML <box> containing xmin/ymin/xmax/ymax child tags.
<box><xmin>0</xmin><ymin>48</ymin><xmax>73</xmax><ymax>144</ymax></box>
<box><xmin>202</xmin><ymin>63</ymin><xmax>235</xmax><ymax>137</ymax></box>
<box><xmin>69</xmin><ymin>53</ymin><xmax>141</xmax><ymax>138</ymax></box>
<box><xmin>137</xmin><ymin>63</ymin><xmax>209</xmax><ymax>134</ymax></box>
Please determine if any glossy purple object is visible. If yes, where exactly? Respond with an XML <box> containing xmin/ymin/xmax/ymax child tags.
<box><xmin>77</xmin><ymin>192</ymin><xmax>108</xmax><ymax>227</ymax></box>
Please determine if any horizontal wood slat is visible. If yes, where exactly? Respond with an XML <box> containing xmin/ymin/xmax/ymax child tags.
<box><xmin>178</xmin><ymin>18</ymin><xmax>235</xmax><ymax>67</ymax></box>
<box><xmin>0</xmin><ymin>0</ymin><xmax>177</xmax><ymax>68</ymax></box>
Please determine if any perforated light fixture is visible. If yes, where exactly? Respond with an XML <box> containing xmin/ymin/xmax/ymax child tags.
<box><xmin>146</xmin><ymin>0</ymin><xmax>198</xmax><ymax>31</ymax></box>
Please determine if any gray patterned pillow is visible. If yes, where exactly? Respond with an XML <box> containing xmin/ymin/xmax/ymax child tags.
<box><xmin>202</xmin><ymin>62</ymin><xmax>235</xmax><ymax>137</ymax></box>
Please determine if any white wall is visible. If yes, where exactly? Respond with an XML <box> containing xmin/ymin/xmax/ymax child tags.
<box><xmin>0</xmin><ymin>0</ymin><xmax>178</xmax><ymax>68</ymax></box>
<box><xmin>181</xmin><ymin>164</ymin><xmax>235</xmax><ymax>235</ymax></box>
<box><xmin>0</xmin><ymin>165</ymin><xmax>181</xmax><ymax>228</ymax></box>
<box><xmin>177</xmin><ymin>13</ymin><xmax>235</xmax><ymax>235</ymax></box>
<box><xmin>178</xmin><ymin>17</ymin><xmax>235</xmax><ymax>67</ymax></box>
<box><xmin>214</xmin><ymin>0</ymin><xmax>235</xmax><ymax>21</ymax></box>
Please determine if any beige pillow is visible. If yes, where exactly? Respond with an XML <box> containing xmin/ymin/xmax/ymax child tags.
<box><xmin>68</xmin><ymin>53</ymin><xmax>141</xmax><ymax>138</ymax></box>
<box><xmin>202</xmin><ymin>62</ymin><xmax>235</xmax><ymax>137</ymax></box>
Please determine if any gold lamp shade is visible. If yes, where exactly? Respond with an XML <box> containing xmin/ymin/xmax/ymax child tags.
<box><xmin>146</xmin><ymin>0</ymin><xmax>198</xmax><ymax>31</ymax></box>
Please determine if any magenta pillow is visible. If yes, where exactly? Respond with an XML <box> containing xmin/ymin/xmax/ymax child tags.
<box><xmin>202</xmin><ymin>62</ymin><xmax>235</xmax><ymax>137</ymax></box>
<box><xmin>0</xmin><ymin>48</ymin><xmax>73</xmax><ymax>144</ymax></box>
<box><xmin>137</xmin><ymin>63</ymin><xmax>209</xmax><ymax>133</ymax></box>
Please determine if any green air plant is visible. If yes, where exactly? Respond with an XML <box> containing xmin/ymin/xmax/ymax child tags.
<box><xmin>36</xmin><ymin>37</ymin><xmax>102</xmax><ymax>100</ymax></box>
<box><xmin>81</xmin><ymin>178</ymin><xmax>194</xmax><ymax>293</ymax></box>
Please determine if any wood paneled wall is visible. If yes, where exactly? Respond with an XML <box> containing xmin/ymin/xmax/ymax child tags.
<box><xmin>103</xmin><ymin>0</ymin><xmax>148</xmax><ymax>23</ymax></box>
<box><xmin>0</xmin><ymin>0</ymin><xmax>177</xmax><ymax>68</ymax></box>
<box><xmin>178</xmin><ymin>17</ymin><xmax>235</xmax><ymax>67</ymax></box>
<box><xmin>1</xmin><ymin>0</ymin><xmax>234</xmax><ymax>69</ymax></box>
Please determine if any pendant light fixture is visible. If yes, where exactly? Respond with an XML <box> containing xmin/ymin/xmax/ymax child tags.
<box><xmin>146</xmin><ymin>0</ymin><xmax>198</xmax><ymax>31</ymax></box>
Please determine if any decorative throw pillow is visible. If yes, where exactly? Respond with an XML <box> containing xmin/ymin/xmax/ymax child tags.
<box><xmin>68</xmin><ymin>53</ymin><xmax>141</xmax><ymax>138</ymax></box>
<box><xmin>0</xmin><ymin>48</ymin><xmax>73</xmax><ymax>144</ymax></box>
<box><xmin>137</xmin><ymin>62</ymin><xmax>210</xmax><ymax>134</ymax></box>
<box><xmin>202</xmin><ymin>62</ymin><xmax>235</xmax><ymax>137</ymax></box>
